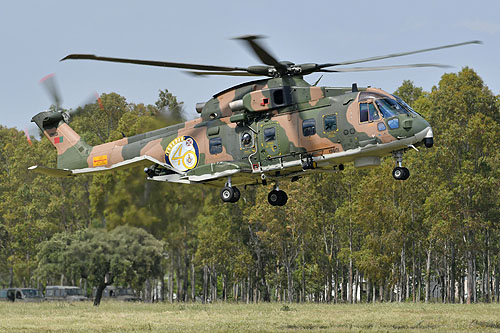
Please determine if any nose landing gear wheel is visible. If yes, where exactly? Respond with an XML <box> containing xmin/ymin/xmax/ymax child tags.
<box><xmin>392</xmin><ymin>167</ymin><xmax>410</xmax><ymax>180</ymax></box>
<box><xmin>268</xmin><ymin>190</ymin><xmax>288</xmax><ymax>206</ymax></box>
<box><xmin>221</xmin><ymin>186</ymin><xmax>241</xmax><ymax>203</ymax></box>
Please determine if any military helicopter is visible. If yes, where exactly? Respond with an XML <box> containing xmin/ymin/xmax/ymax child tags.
<box><xmin>30</xmin><ymin>36</ymin><xmax>480</xmax><ymax>205</ymax></box>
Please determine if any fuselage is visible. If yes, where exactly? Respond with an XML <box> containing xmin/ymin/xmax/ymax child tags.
<box><xmin>32</xmin><ymin>77</ymin><xmax>433</xmax><ymax>187</ymax></box>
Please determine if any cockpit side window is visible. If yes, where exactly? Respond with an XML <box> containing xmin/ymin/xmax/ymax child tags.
<box><xmin>359</xmin><ymin>103</ymin><xmax>379</xmax><ymax>123</ymax></box>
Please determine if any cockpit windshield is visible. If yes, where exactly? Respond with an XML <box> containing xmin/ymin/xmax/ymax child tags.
<box><xmin>375</xmin><ymin>98</ymin><xmax>409</xmax><ymax>118</ymax></box>
<box><xmin>392</xmin><ymin>95</ymin><xmax>420</xmax><ymax>116</ymax></box>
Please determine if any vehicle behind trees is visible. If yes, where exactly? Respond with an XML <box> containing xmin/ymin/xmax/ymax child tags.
<box><xmin>94</xmin><ymin>286</ymin><xmax>142</xmax><ymax>302</ymax></box>
<box><xmin>0</xmin><ymin>288</ymin><xmax>43</xmax><ymax>302</ymax></box>
<box><xmin>44</xmin><ymin>286</ymin><xmax>88</xmax><ymax>302</ymax></box>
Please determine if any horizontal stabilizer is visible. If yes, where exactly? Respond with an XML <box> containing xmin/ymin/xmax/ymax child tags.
<box><xmin>28</xmin><ymin>165</ymin><xmax>74</xmax><ymax>177</ymax></box>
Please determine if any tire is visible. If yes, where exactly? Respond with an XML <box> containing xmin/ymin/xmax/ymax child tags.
<box><xmin>402</xmin><ymin>167</ymin><xmax>410</xmax><ymax>180</ymax></box>
<box><xmin>220</xmin><ymin>187</ymin><xmax>234</xmax><ymax>202</ymax></box>
<box><xmin>277</xmin><ymin>190</ymin><xmax>288</xmax><ymax>206</ymax></box>
<box><xmin>392</xmin><ymin>167</ymin><xmax>405</xmax><ymax>180</ymax></box>
<box><xmin>268</xmin><ymin>190</ymin><xmax>280</xmax><ymax>206</ymax></box>
<box><xmin>230</xmin><ymin>187</ymin><xmax>241</xmax><ymax>203</ymax></box>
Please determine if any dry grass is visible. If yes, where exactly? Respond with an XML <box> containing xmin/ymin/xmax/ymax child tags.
<box><xmin>1</xmin><ymin>301</ymin><xmax>500</xmax><ymax>332</ymax></box>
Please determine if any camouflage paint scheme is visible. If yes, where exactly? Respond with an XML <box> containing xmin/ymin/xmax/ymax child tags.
<box><xmin>30</xmin><ymin>76</ymin><xmax>432</xmax><ymax>187</ymax></box>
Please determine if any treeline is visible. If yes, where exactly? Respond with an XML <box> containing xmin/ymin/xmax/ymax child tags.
<box><xmin>0</xmin><ymin>68</ymin><xmax>499</xmax><ymax>304</ymax></box>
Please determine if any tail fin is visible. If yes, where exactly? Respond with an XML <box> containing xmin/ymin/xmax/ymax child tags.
<box><xmin>31</xmin><ymin>111</ymin><xmax>92</xmax><ymax>170</ymax></box>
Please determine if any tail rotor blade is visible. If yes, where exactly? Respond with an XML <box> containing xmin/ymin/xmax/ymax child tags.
<box><xmin>67</xmin><ymin>91</ymin><xmax>104</xmax><ymax>118</ymax></box>
<box><xmin>24</xmin><ymin>128</ymin><xmax>33</xmax><ymax>146</ymax></box>
<box><xmin>39</xmin><ymin>73</ymin><xmax>63</xmax><ymax>110</ymax></box>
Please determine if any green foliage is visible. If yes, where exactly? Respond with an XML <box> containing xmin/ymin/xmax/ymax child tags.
<box><xmin>394</xmin><ymin>80</ymin><xmax>424</xmax><ymax>105</ymax></box>
<box><xmin>35</xmin><ymin>226</ymin><xmax>164</xmax><ymax>304</ymax></box>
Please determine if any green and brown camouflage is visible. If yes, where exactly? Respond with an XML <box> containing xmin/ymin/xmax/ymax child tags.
<box><xmin>31</xmin><ymin>35</ymin><xmax>482</xmax><ymax>204</ymax></box>
<box><xmin>30</xmin><ymin>76</ymin><xmax>433</xmax><ymax>189</ymax></box>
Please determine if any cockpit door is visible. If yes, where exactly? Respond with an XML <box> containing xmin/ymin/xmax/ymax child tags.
<box><xmin>357</xmin><ymin>101</ymin><xmax>393</xmax><ymax>145</ymax></box>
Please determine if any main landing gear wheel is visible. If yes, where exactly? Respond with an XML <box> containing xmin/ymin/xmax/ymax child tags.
<box><xmin>268</xmin><ymin>190</ymin><xmax>288</xmax><ymax>206</ymax></box>
<box><xmin>221</xmin><ymin>186</ymin><xmax>240</xmax><ymax>203</ymax></box>
<box><xmin>392</xmin><ymin>167</ymin><xmax>410</xmax><ymax>180</ymax></box>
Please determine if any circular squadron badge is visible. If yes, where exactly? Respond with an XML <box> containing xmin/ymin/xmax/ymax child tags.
<box><xmin>165</xmin><ymin>136</ymin><xmax>199</xmax><ymax>172</ymax></box>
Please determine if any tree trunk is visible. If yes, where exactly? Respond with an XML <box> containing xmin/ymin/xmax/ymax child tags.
<box><xmin>496</xmin><ymin>257</ymin><xmax>500</xmax><ymax>302</ymax></box>
<box><xmin>94</xmin><ymin>282</ymin><xmax>107</xmax><ymax>306</ymax></box>
<box><xmin>176</xmin><ymin>257</ymin><xmax>182</xmax><ymax>302</ymax></box>
<box><xmin>450</xmin><ymin>242</ymin><xmax>456</xmax><ymax>303</ymax></box>
<box><xmin>246</xmin><ymin>275</ymin><xmax>251</xmax><ymax>304</ymax></box>
<box><xmin>412</xmin><ymin>245</ymin><xmax>416</xmax><ymax>302</ymax></box>
<box><xmin>183</xmin><ymin>255</ymin><xmax>189</xmax><ymax>302</ymax></box>
<box><xmin>145</xmin><ymin>279</ymin><xmax>151</xmax><ymax>302</ymax></box>
<box><xmin>484</xmin><ymin>230</ymin><xmax>490</xmax><ymax>303</ymax></box>
<box><xmin>473</xmin><ymin>254</ymin><xmax>477</xmax><ymax>302</ymax></box>
<box><xmin>301</xmin><ymin>250</ymin><xmax>306</xmax><ymax>303</ymax></box>
<box><xmin>202</xmin><ymin>265</ymin><xmax>208</xmax><ymax>303</ymax></box>
<box><xmin>326</xmin><ymin>272</ymin><xmax>332</xmax><ymax>303</ymax></box>
<box><xmin>191</xmin><ymin>260</ymin><xmax>195</xmax><ymax>302</ymax></box>
<box><xmin>417</xmin><ymin>255</ymin><xmax>421</xmax><ymax>302</ymax></box>
<box><xmin>458</xmin><ymin>274</ymin><xmax>463</xmax><ymax>304</ymax></box>
<box><xmin>334</xmin><ymin>259</ymin><xmax>339</xmax><ymax>304</ymax></box>
<box><xmin>94</xmin><ymin>274</ymin><xmax>113</xmax><ymax>306</ymax></box>
<box><xmin>341</xmin><ymin>267</ymin><xmax>346</xmax><ymax>302</ymax></box>
<box><xmin>367</xmin><ymin>279</ymin><xmax>371</xmax><ymax>304</ymax></box>
<box><xmin>168</xmin><ymin>264</ymin><xmax>174</xmax><ymax>303</ymax></box>
<box><xmin>425</xmin><ymin>245</ymin><xmax>432</xmax><ymax>303</ymax></box>
<box><xmin>286</xmin><ymin>262</ymin><xmax>293</xmax><ymax>303</ymax></box>
<box><xmin>400</xmin><ymin>245</ymin><xmax>406</xmax><ymax>302</ymax></box>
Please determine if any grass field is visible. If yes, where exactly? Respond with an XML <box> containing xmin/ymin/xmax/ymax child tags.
<box><xmin>1</xmin><ymin>302</ymin><xmax>500</xmax><ymax>332</ymax></box>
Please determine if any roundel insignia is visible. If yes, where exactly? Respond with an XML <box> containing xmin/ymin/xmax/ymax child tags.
<box><xmin>165</xmin><ymin>136</ymin><xmax>199</xmax><ymax>172</ymax></box>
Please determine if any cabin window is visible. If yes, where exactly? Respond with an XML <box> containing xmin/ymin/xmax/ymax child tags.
<box><xmin>360</xmin><ymin>103</ymin><xmax>379</xmax><ymax>123</ymax></box>
<box><xmin>264</xmin><ymin>127</ymin><xmax>276</xmax><ymax>142</ymax></box>
<box><xmin>273</xmin><ymin>89</ymin><xmax>284</xmax><ymax>105</ymax></box>
<box><xmin>209</xmin><ymin>137</ymin><xmax>223</xmax><ymax>154</ymax></box>
<box><xmin>302</xmin><ymin>118</ymin><xmax>316</xmax><ymax>136</ymax></box>
<box><xmin>324</xmin><ymin>114</ymin><xmax>337</xmax><ymax>132</ymax></box>
<box><xmin>46</xmin><ymin>289</ymin><xmax>54</xmax><ymax>297</ymax></box>
<box><xmin>240</xmin><ymin>132</ymin><xmax>253</xmax><ymax>148</ymax></box>
<box><xmin>377</xmin><ymin>122</ymin><xmax>387</xmax><ymax>131</ymax></box>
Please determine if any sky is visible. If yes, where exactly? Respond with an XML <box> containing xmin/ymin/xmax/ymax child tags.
<box><xmin>2</xmin><ymin>0</ymin><xmax>499</xmax><ymax>135</ymax></box>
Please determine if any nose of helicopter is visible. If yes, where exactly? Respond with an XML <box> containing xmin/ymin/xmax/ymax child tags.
<box><xmin>411</xmin><ymin>116</ymin><xmax>433</xmax><ymax>148</ymax></box>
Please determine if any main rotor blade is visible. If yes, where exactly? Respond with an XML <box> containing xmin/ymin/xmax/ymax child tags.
<box><xmin>185</xmin><ymin>71</ymin><xmax>261</xmax><ymax>77</ymax></box>
<box><xmin>320</xmin><ymin>63</ymin><xmax>451</xmax><ymax>73</ymax></box>
<box><xmin>233</xmin><ymin>35</ymin><xmax>287</xmax><ymax>72</ymax></box>
<box><xmin>318</xmin><ymin>40</ymin><xmax>482</xmax><ymax>68</ymax></box>
<box><xmin>39</xmin><ymin>73</ymin><xmax>62</xmax><ymax>109</ymax></box>
<box><xmin>61</xmin><ymin>54</ymin><xmax>247</xmax><ymax>72</ymax></box>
